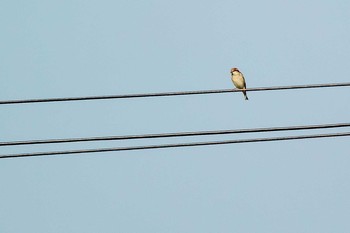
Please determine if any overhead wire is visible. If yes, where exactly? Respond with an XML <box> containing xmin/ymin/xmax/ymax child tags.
<box><xmin>1</xmin><ymin>122</ymin><xmax>350</xmax><ymax>147</ymax></box>
<box><xmin>1</xmin><ymin>82</ymin><xmax>349</xmax><ymax>159</ymax></box>
<box><xmin>1</xmin><ymin>82</ymin><xmax>350</xmax><ymax>105</ymax></box>
<box><xmin>1</xmin><ymin>131</ymin><xmax>349</xmax><ymax>159</ymax></box>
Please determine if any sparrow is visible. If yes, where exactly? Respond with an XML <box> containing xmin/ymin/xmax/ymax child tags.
<box><xmin>230</xmin><ymin>67</ymin><xmax>248</xmax><ymax>100</ymax></box>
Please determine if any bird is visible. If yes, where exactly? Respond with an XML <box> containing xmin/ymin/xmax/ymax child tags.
<box><xmin>230</xmin><ymin>67</ymin><xmax>249</xmax><ymax>100</ymax></box>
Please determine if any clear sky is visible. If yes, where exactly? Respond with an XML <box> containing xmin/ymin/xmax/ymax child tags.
<box><xmin>1</xmin><ymin>0</ymin><xmax>350</xmax><ymax>232</ymax></box>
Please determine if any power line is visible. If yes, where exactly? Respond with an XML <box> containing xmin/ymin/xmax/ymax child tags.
<box><xmin>1</xmin><ymin>82</ymin><xmax>350</xmax><ymax>105</ymax></box>
<box><xmin>1</xmin><ymin>122</ymin><xmax>350</xmax><ymax>147</ymax></box>
<box><xmin>1</xmin><ymin>131</ymin><xmax>349</xmax><ymax>159</ymax></box>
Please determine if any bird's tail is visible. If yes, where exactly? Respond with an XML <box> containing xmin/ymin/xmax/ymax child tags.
<box><xmin>243</xmin><ymin>90</ymin><xmax>249</xmax><ymax>100</ymax></box>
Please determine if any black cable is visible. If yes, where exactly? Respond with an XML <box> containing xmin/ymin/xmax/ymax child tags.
<box><xmin>1</xmin><ymin>131</ymin><xmax>349</xmax><ymax>159</ymax></box>
<box><xmin>1</xmin><ymin>82</ymin><xmax>350</xmax><ymax>105</ymax></box>
<box><xmin>1</xmin><ymin>122</ymin><xmax>350</xmax><ymax>147</ymax></box>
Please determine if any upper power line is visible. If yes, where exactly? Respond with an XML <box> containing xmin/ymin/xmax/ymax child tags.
<box><xmin>1</xmin><ymin>131</ymin><xmax>349</xmax><ymax>159</ymax></box>
<box><xmin>1</xmin><ymin>82</ymin><xmax>350</xmax><ymax>105</ymax></box>
<box><xmin>1</xmin><ymin>122</ymin><xmax>350</xmax><ymax>147</ymax></box>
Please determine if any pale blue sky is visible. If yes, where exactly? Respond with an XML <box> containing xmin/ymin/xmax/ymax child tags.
<box><xmin>1</xmin><ymin>0</ymin><xmax>350</xmax><ymax>232</ymax></box>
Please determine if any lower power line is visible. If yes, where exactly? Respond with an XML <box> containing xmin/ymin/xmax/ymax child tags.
<box><xmin>1</xmin><ymin>122</ymin><xmax>350</xmax><ymax>146</ymax></box>
<box><xmin>1</xmin><ymin>131</ymin><xmax>349</xmax><ymax>159</ymax></box>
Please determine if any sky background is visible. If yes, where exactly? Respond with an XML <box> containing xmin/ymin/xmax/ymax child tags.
<box><xmin>1</xmin><ymin>0</ymin><xmax>350</xmax><ymax>232</ymax></box>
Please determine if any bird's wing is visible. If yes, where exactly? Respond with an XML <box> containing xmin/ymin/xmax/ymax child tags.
<box><xmin>242</xmin><ymin>74</ymin><xmax>247</xmax><ymax>89</ymax></box>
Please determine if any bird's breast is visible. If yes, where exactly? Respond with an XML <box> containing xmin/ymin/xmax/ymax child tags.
<box><xmin>231</xmin><ymin>75</ymin><xmax>245</xmax><ymax>89</ymax></box>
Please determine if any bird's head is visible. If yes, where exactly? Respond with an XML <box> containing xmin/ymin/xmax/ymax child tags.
<box><xmin>231</xmin><ymin>67</ymin><xmax>239</xmax><ymax>74</ymax></box>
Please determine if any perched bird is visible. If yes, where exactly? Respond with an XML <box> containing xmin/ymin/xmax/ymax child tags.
<box><xmin>230</xmin><ymin>67</ymin><xmax>248</xmax><ymax>100</ymax></box>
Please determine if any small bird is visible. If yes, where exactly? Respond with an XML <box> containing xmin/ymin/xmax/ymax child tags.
<box><xmin>230</xmin><ymin>67</ymin><xmax>248</xmax><ymax>100</ymax></box>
